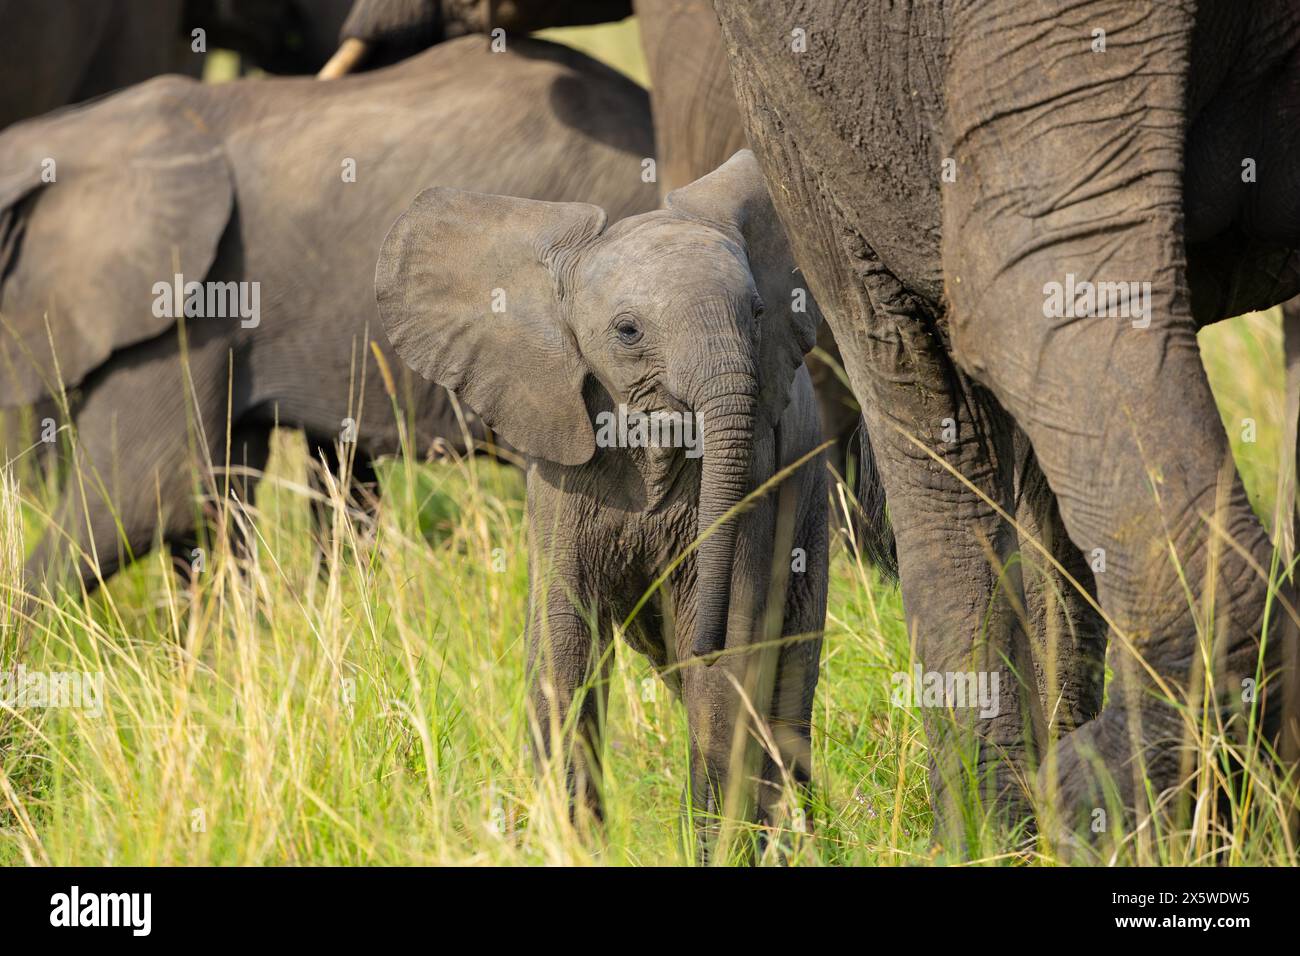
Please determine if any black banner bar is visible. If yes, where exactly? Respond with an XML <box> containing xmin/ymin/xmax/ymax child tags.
<box><xmin>0</xmin><ymin>866</ymin><xmax>1282</xmax><ymax>941</ymax></box>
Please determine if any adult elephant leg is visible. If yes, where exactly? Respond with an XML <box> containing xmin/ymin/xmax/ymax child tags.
<box><xmin>852</xmin><ymin>308</ymin><xmax>1044</xmax><ymax>843</ymax></box>
<box><xmin>1013</xmin><ymin>433</ymin><xmax>1107</xmax><ymax>740</ymax></box>
<box><xmin>23</xmin><ymin>322</ymin><xmax>239</xmax><ymax>599</ymax></box>
<box><xmin>807</xmin><ymin>322</ymin><xmax>865</xmax><ymax>497</ymax></box>
<box><xmin>758</xmin><ymin>229</ymin><xmax>1044</xmax><ymax>842</ymax></box>
<box><xmin>943</xmin><ymin>0</ymin><xmax>1290</xmax><ymax>836</ymax></box>
<box><xmin>710</xmin><ymin>13</ymin><xmax>1044</xmax><ymax>842</ymax></box>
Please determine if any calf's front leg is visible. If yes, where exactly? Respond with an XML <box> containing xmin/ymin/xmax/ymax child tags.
<box><xmin>524</xmin><ymin>555</ymin><xmax>611</xmax><ymax>825</ymax></box>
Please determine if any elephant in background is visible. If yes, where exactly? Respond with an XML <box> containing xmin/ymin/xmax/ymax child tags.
<box><xmin>188</xmin><ymin>0</ymin><xmax>359</xmax><ymax>75</ymax></box>
<box><xmin>712</xmin><ymin>0</ymin><xmax>1300</xmax><ymax>845</ymax></box>
<box><xmin>0</xmin><ymin>0</ymin><xmax>198</xmax><ymax>131</ymax></box>
<box><xmin>0</xmin><ymin>35</ymin><xmax>657</xmax><ymax>594</ymax></box>
<box><xmin>330</xmin><ymin>0</ymin><xmax>728</xmax><ymax>195</ymax></box>
<box><xmin>334</xmin><ymin>0</ymin><xmax>740</xmax><ymax>194</ymax></box>
<box><xmin>0</xmin><ymin>0</ymin><xmax>358</xmax><ymax>131</ymax></box>
<box><xmin>377</xmin><ymin>151</ymin><xmax>827</xmax><ymax>851</ymax></box>
<box><xmin>329</xmin><ymin>0</ymin><xmax>632</xmax><ymax>70</ymax></box>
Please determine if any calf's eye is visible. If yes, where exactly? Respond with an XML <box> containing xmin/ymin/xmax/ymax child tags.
<box><xmin>615</xmin><ymin>317</ymin><xmax>643</xmax><ymax>345</ymax></box>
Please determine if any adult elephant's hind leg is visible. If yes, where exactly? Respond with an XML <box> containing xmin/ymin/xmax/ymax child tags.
<box><xmin>863</xmin><ymin>354</ymin><xmax>1044</xmax><ymax>846</ymax></box>
<box><xmin>943</xmin><ymin>0</ymin><xmax>1288</xmax><ymax>843</ymax></box>
<box><xmin>711</xmin><ymin>0</ymin><xmax>1048</xmax><ymax>843</ymax></box>
<box><xmin>1013</xmin><ymin>435</ymin><xmax>1107</xmax><ymax>740</ymax></box>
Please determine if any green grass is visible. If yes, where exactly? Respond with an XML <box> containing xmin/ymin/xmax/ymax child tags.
<box><xmin>0</xmin><ymin>309</ymin><xmax>1295</xmax><ymax>866</ymax></box>
<box><xmin>0</xmin><ymin>424</ymin><xmax>931</xmax><ymax>865</ymax></box>
<box><xmin>537</xmin><ymin>19</ymin><xmax>648</xmax><ymax>86</ymax></box>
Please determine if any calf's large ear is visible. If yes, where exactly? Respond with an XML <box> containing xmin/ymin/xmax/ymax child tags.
<box><xmin>376</xmin><ymin>187</ymin><xmax>605</xmax><ymax>467</ymax></box>
<box><xmin>666</xmin><ymin>150</ymin><xmax>819</xmax><ymax>422</ymax></box>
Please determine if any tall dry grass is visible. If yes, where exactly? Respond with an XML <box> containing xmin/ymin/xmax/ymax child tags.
<box><xmin>0</xmin><ymin>309</ymin><xmax>1294</xmax><ymax>865</ymax></box>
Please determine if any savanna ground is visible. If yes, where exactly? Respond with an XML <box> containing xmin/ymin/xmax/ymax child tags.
<box><xmin>1</xmin><ymin>23</ymin><xmax>1296</xmax><ymax>866</ymax></box>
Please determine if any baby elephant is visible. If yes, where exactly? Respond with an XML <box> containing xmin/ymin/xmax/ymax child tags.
<box><xmin>377</xmin><ymin>150</ymin><xmax>828</xmax><ymax>851</ymax></box>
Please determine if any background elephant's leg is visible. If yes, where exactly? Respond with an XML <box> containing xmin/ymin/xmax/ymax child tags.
<box><xmin>633</xmin><ymin>0</ymin><xmax>748</xmax><ymax>196</ymax></box>
<box><xmin>23</xmin><ymin>325</ymin><xmax>237</xmax><ymax>596</ymax></box>
<box><xmin>808</xmin><ymin>323</ymin><xmax>903</xmax><ymax>579</ymax></box>
<box><xmin>1276</xmin><ymin>295</ymin><xmax>1300</xmax><ymax>564</ymax></box>
<box><xmin>807</xmin><ymin>322</ymin><xmax>864</xmax><ymax>492</ymax></box>
<box><xmin>525</xmin><ymin>579</ymin><xmax>611</xmax><ymax>823</ymax></box>
<box><xmin>1277</xmin><ymin>295</ymin><xmax>1300</xmax><ymax>778</ymax></box>
<box><xmin>308</xmin><ymin>436</ymin><xmax>380</xmax><ymax>547</ymax></box>
<box><xmin>168</xmin><ymin>421</ymin><xmax>272</xmax><ymax>577</ymax></box>
<box><xmin>1013</xmin><ymin>434</ymin><xmax>1107</xmax><ymax>740</ymax></box>
<box><xmin>0</xmin><ymin>397</ymin><xmax>64</xmax><ymax>478</ymax></box>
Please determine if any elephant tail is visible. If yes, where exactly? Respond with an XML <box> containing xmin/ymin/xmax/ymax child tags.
<box><xmin>855</xmin><ymin>418</ymin><xmax>898</xmax><ymax>581</ymax></box>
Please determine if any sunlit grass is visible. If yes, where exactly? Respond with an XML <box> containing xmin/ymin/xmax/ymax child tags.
<box><xmin>1202</xmin><ymin>307</ymin><xmax>1286</xmax><ymax>520</ymax></box>
<box><xmin>0</xmin><ymin>423</ymin><xmax>929</xmax><ymax>865</ymax></box>
<box><xmin>538</xmin><ymin>19</ymin><xmax>648</xmax><ymax>86</ymax></box>
<box><xmin>1</xmin><ymin>303</ymin><xmax>1295</xmax><ymax>865</ymax></box>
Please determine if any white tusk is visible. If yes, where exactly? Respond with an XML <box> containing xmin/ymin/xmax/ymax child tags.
<box><xmin>317</xmin><ymin>38</ymin><xmax>369</xmax><ymax>80</ymax></box>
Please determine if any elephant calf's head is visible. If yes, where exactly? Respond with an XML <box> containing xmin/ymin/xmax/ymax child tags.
<box><xmin>376</xmin><ymin>149</ymin><xmax>817</xmax><ymax>658</ymax></box>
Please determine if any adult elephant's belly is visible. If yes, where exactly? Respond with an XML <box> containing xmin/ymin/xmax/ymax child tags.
<box><xmin>1183</xmin><ymin>8</ymin><xmax>1300</xmax><ymax>324</ymax></box>
<box><xmin>715</xmin><ymin>0</ymin><xmax>947</xmax><ymax>307</ymax></box>
<box><xmin>1184</xmin><ymin>85</ymin><xmax>1300</xmax><ymax>248</ymax></box>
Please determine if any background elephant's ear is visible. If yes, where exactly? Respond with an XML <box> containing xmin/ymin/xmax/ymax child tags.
<box><xmin>666</xmin><ymin>150</ymin><xmax>818</xmax><ymax>423</ymax></box>
<box><xmin>0</xmin><ymin>77</ymin><xmax>233</xmax><ymax>408</ymax></box>
<box><xmin>376</xmin><ymin>187</ymin><xmax>605</xmax><ymax>467</ymax></box>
